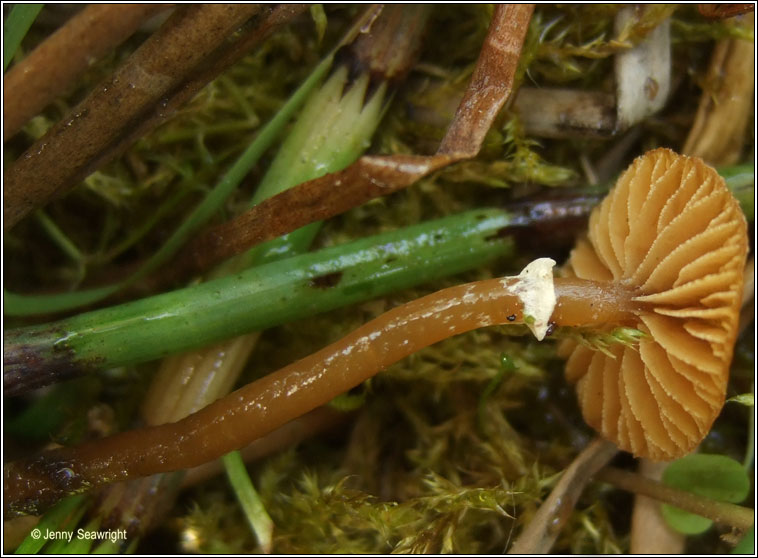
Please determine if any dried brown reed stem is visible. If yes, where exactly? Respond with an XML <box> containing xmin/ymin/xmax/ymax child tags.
<box><xmin>3</xmin><ymin>4</ymin><xmax>171</xmax><ymax>141</ymax></box>
<box><xmin>4</xmin><ymin>4</ymin><xmax>263</xmax><ymax>230</ymax></box>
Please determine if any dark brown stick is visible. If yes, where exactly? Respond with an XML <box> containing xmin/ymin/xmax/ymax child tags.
<box><xmin>3</xmin><ymin>4</ymin><xmax>261</xmax><ymax>231</ymax></box>
<box><xmin>3</xmin><ymin>4</ymin><xmax>172</xmax><ymax>142</ymax></box>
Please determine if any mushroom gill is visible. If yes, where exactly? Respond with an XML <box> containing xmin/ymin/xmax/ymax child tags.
<box><xmin>560</xmin><ymin>148</ymin><xmax>748</xmax><ymax>461</ymax></box>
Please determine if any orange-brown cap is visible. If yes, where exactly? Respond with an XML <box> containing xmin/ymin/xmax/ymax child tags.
<box><xmin>561</xmin><ymin>148</ymin><xmax>748</xmax><ymax>461</ymax></box>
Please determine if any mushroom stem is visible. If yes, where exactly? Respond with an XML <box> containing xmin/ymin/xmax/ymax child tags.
<box><xmin>3</xmin><ymin>274</ymin><xmax>642</xmax><ymax>517</ymax></box>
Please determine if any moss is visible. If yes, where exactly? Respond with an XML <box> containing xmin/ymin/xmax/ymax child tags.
<box><xmin>177</xmin><ymin>496</ymin><xmax>256</xmax><ymax>553</ymax></box>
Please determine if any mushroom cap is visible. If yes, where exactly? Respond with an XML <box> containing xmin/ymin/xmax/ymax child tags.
<box><xmin>561</xmin><ymin>148</ymin><xmax>748</xmax><ymax>461</ymax></box>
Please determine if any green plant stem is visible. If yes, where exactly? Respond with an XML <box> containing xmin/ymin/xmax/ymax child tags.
<box><xmin>597</xmin><ymin>467</ymin><xmax>754</xmax><ymax>531</ymax></box>
<box><xmin>223</xmin><ymin>451</ymin><xmax>274</xmax><ymax>553</ymax></box>
<box><xmin>4</xmin><ymin>209</ymin><xmax>516</xmax><ymax>396</ymax></box>
<box><xmin>3</xmin><ymin>4</ymin><xmax>43</xmax><ymax>71</ymax></box>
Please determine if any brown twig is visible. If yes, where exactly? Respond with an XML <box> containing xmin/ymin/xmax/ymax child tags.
<box><xmin>3</xmin><ymin>4</ymin><xmax>172</xmax><ymax>142</ymax></box>
<box><xmin>171</xmin><ymin>4</ymin><xmax>535</xmax><ymax>279</ymax></box>
<box><xmin>597</xmin><ymin>466</ymin><xmax>755</xmax><ymax>531</ymax></box>
<box><xmin>507</xmin><ymin>439</ymin><xmax>618</xmax><ymax>554</ymax></box>
<box><xmin>437</xmin><ymin>4</ymin><xmax>534</xmax><ymax>156</ymax></box>
<box><xmin>3</xmin><ymin>4</ymin><xmax>263</xmax><ymax>231</ymax></box>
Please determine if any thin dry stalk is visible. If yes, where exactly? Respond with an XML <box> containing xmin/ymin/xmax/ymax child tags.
<box><xmin>507</xmin><ymin>439</ymin><xmax>618</xmax><ymax>554</ymax></box>
<box><xmin>3</xmin><ymin>4</ymin><xmax>172</xmax><ymax>141</ymax></box>
<box><xmin>3</xmin><ymin>4</ymin><xmax>262</xmax><ymax>230</ymax></box>
<box><xmin>597</xmin><ymin>466</ymin><xmax>755</xmax><ymax>531</ymax></box>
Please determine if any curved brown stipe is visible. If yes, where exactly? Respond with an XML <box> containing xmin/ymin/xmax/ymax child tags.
<box><xmin>560</xmin><ymin>148</ymin><xmax>748</xmax><ymax>460</ymax></box>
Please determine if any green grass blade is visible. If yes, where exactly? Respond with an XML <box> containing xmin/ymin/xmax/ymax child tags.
<box><xmin>4</xmin><ymin>4</ymin><xmax>43</xmax><ymax>71</ymax></box>
<box><xmin>13</xmin><ymin>495</ymin><xmax>86</xmax><ymax>554</ymax></box>
<box><xmin>222</xmin><ymin>451</ymin><xmax>274</xmax><ymax>552</ymax></box>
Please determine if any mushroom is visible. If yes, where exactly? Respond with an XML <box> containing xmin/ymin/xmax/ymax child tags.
<box><xmin>4</xmin><ymin>149</ymin><xmax>747</xmax><ymax>516</ymax></box>
<box><xmin>560</xmin><ymin>147</ymin><xmax>748</xmax><ymax>460</ymax></box>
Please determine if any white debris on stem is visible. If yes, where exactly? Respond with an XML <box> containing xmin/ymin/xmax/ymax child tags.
<box><xmin>504</xmin><ymin>258</ymin><xmax>557</xmax><ymax>341</ymax></box>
